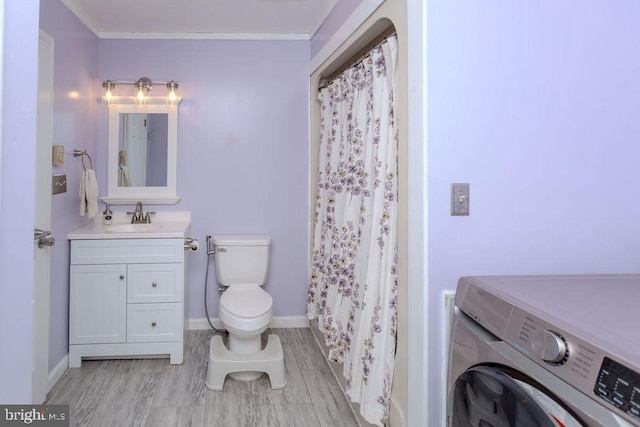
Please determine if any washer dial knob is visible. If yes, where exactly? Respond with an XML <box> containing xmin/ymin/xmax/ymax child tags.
<box><xmin>532</xmin><ymin>330</ymin><xmax>569</xmax><ymax>365</ymax></box>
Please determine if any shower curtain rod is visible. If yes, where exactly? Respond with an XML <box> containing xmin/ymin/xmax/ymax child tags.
<box><xmin>318</xmin><ymin>29</ymin><xmax>397</xmax><ymax>91</ymax></box>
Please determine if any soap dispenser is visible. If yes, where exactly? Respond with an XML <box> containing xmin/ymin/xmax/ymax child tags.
<box><xmin>103</xmin><ymin>203</ymin><xmax>113</xmax><ymax>225</ymax></box>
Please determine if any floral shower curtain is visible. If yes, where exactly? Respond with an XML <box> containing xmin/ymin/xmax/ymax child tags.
<box><xmin>307</xmin><ymin>35</ymin><xmax>398</xmax><ymax>426</ymax></box>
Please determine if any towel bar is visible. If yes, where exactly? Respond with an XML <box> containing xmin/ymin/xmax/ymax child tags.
<box><xmin>73</xmin><ymin>149</ymin><xmax>93</xmax><ymax>171</ymax></box>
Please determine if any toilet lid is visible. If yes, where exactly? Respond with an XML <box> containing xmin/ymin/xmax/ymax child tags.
<box><xmin>220</xmin><ymin>284</ymin><xmax>272</xmax><ymax>319</ymax></box>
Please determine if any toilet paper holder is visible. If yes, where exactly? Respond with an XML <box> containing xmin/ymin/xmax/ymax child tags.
<box><xmin>184</xmin><ymin>237</ymin><xmax>199</xmax><ymax>251</ymax></box>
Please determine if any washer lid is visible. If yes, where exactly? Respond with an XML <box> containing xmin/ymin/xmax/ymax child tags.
<box><xmin>220</xmin><ymin>284</ymin><xmax>272</xmax><ymax>319</ymax></box>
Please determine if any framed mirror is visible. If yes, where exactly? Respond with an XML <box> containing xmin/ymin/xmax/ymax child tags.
<box><xmin>104</xmin><ymin>99</ymin><xmax>180</xmax><ymax>204</ymax></box>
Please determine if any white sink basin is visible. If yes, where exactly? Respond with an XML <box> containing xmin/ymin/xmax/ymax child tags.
<box><xmin>106</xmin><ymin>223</ymin><xmax>164</xmax><ymax>233</ymax></box>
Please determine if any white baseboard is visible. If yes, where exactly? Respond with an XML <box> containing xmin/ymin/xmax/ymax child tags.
<box><xmin>188</xmin><ymin>317</ymin><xmax>225</xmax><ymax>330</ymax></box>
<box><xmin>48</xmin><ymin>354</ymin><xmax>68</xmax><ymax>393</ymax></box>
<box><xmin>268</xmin><ymin>316</ymin><xmax>310</xmax><ymax>328</ymax></box>
<box><xmin>188</xmin><ymin>316</ymin><xmax>310</xmax><ymax>331</ymax></box>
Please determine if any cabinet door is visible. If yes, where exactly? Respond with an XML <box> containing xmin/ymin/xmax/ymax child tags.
<box><xmin>70</xmin><ymin>264</ymin><xmax>127</xmax><ymax>344</ymax></box>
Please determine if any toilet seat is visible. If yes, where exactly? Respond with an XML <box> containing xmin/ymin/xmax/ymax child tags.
<box><xmin>220</xmin><ymin>283</ymin><xmax>272</xmax><ymax>319</ymax></box>
<box><xmin>219</xmin><ymin>283</ymin><xmax>273</xmax><ymax>338</ymax></box>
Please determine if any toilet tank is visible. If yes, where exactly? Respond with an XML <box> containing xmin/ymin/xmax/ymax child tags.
<box><xmin>212</xmin><ymin>235</ymin><xmax>271</xmax><ymax>286</ymax></box>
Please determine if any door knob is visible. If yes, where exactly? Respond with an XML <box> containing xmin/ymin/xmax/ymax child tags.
<box><xmin>34</xmin><ymin>228</ymin><xmax>51</xmax><ymax>240</ymax></box>
<box><xmin>34</xmin><ymin>228</ymin><xmax>55</xmax><ymax>248</ymax></box>
<box><xmin>38</xmin><ymin>236</ymin><xmax>55</xmax><ymax>248</ymax></box>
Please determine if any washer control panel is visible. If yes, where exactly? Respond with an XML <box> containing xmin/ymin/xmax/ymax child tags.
<box><xmin>507</xmin><ymin>307</ymin><xmax>600</xmax><ymax>388</ymax></box>
<box><xmin>595</xmin><ymin>357</ymin><xmax>640</xmax><ymax>423</ymax></box>
<box><xmin>503</xmin><ymin>306</ymin><xmax>640</xmax><ymax>426</ymax></box>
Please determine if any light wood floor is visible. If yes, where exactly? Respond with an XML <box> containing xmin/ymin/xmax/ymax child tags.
<box><xmin>46</xmin><ymin>328</ymin><xmax>359</xmax><ymax>427</ymax></box>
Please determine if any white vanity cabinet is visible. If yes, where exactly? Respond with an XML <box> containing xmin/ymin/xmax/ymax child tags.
<box><xmin>68</xmin><ymin>238</ymin><xmax>187</xmax><ymax>367</ymax></box>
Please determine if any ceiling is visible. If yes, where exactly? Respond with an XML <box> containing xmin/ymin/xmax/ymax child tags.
<box><xmin>60</xmin><ymin>0</ymin><xmax>338</xmax><ymax>40</ymax></box>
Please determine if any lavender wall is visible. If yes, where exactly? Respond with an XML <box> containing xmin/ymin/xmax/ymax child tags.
<box><xmin>427</xmin><ymin>2</ymin><xmax>640</xmax><ymax>425</ymax></box>
<box><xmin>310</xmin><ymin>0</ymin><xmax>363</xmax><ymax>58</ymax></box>
<box><xmin>40</xmin><ymin>0</ymin><xmax>100</xmax><ymax>372</ymax></box>
<box><xmin>0</xmin><ymin>0</ymin><xmax>40</xmax><ymax>402</ymax></box>
<box><xmin>97</xmin><ymin>40</ymin><xmax>310</xmax><ymax>319</ymax></box>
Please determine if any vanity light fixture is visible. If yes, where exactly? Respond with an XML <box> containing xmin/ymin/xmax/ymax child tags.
<box><xmin>166</xmin><ymin>80</ymin><xmax>179</xmax><ymax>106</ymax></box>
<box><xmin>101</xmin><ymin>77</ymin><xmax>180</xmax><ymax>105</ymax></box>
<box><xmin>102</xmin><ymin>80</ymin><xmax>116</xmax><ymax>104</ymax></box>
<box><xmin>134</xmin><ymin>77</ymin><xmax>153</xmax><ymax>104</ymax></box>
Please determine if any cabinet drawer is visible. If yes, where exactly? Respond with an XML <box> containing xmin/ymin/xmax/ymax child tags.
<box><xmin>127</xmin><ymin>303</ymin><xmax>182</xmax><ymax>343</ymax></box>
<box><xmin>128</xmin><ymin>263</ymin><xmax>182</xmax><ymax>303</ymax></box>
<box><xmin>71</xmin><ymin>239</ymin><xmax>183</xmax><ymax>264</ymax></box>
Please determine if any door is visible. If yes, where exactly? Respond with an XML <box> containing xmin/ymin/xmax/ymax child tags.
<box><xmin>450</xmin><ymin>366</ymin><xmax>584</xmax><ymax>427</ymax></box>
<box><xmin>124</xmin><ymin>113</ymin><xmax>148</xmax><ymax>186</ymax></box>
<box><xmin>0</xmin><ymin>0</ymin><xmax>4</xmax><ymax>210</ymax></box>
<box><xmin>32</xmin><ymin>29</ymin><xmax>54</xmax><ymax>403</ymax></box>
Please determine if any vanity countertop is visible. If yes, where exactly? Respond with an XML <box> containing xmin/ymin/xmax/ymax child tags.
<box><xmin>68</xmin><ymin>211</ymin><xmax>191</xmax><ymax>240</ymax></box>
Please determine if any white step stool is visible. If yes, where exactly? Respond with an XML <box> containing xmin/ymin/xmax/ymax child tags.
<box><xmin>206</xmin><ymin>333</ymin><xmax>287</xmax><ymax>391</ymax></box>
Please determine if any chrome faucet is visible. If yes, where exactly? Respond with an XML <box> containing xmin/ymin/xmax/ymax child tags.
<box><xmin>127</xmin><ymin>201</ymin><xmax>155</xmax><ymax>224</ymax></box>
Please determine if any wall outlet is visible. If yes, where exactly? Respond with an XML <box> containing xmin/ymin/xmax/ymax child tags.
<box><xmin>52</xmin><ymin>174</ymin><xmax>67</xmax><ymax>195</ymax></box>
<box><xmin>451</xmin><ymin>183</ymin><xmax>470</xmax><ymax>216</ymax></box>
<box><xmin>52</xmin><ymin>145</ymin><xmax>64</xmax><ymax>166</ymax></box>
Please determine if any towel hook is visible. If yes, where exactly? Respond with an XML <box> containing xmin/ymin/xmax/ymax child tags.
<box><xmin>72</xmin><ymin>149</ymin><xmax>93</xmax><ymax>171</ymax></box>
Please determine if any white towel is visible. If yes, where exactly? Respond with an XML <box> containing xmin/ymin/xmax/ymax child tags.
<box><xmin>118</xmin><ymin>165</ymin><xmax>131</xmax><ymax>187</ymax></box>
<box><xmin>79</xmin><ymin>171</ymin><xmax>87</xmax><ymax>215</ymax></box>
<box><xmin>79</xmin><ymin>169</ymin><xmax>99</xmax><ymax>218</ymax></box>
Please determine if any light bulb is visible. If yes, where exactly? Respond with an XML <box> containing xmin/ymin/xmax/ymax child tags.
<box><xmin>134</xmin><ymin>77</ymin><xmax>152</xmax><ymax>105</ymax></box>
<box><xmin>167</xmin><ymin>89</ymin><xmax>177</xmax><ymax>105</ymax></box>
<box><xmin>136</xmin><ymin>87</ymin><xmax>146</xmax><ymax>104</ymax></box>
<box><xmin>102</xmin><ymin>80</ymin><xmax>116</xmax><ymax>104</ymax></box>
<box><xmin>166</xmin><ymin>81</ymin><xmax>179</xmax><ymax>105</ymax></box>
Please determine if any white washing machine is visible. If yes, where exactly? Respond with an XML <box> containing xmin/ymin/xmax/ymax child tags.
<box><xmin>447</xmin><ymin>275</ymin><xmax>640</xmax><ymax>427</ymax></box>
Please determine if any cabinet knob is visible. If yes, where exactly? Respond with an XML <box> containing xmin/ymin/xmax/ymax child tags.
<box><xmin>120</xmin><ymin>275</ymin><xmax>125</xmax><ymax>280</ymax></box>
<box><xmin>151</xmin><ymin>322</ymin><xmax>157</xmax><ymax>327</ymax></box>
<box><xmin>152</xmin><ymin>281</ymin><xmax>158</xmax><ymax>288</ymax></box>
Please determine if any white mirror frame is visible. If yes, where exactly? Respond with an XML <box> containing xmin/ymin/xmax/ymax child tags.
<box><xmin>103</xmin><ymin>97</ymin><xmax>180</xmax><ymax>204</ymax></box>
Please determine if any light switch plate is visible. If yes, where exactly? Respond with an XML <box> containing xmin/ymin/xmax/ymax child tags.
<box><xmin>52</xmin><ymin>145</ymin><xmax>64</xmax><ymax>166</ymax></box>
<box><xmin>52</xmin><ymin>174</ymin><xmax>67</xmax><ymax>195</ymax></box>
<box><xmin>451</xmin><ymin>183</ymin><xmax>470</xmax><ymax>216</ymax></box>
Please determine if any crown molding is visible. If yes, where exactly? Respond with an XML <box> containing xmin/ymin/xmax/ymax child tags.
<box><xmin>98</xmin><ymin>32</ymin><xmax>310</xmax><ymax>41</ymax></box>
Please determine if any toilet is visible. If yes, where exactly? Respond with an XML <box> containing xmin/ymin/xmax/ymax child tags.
<box><xmin>205</xmin><ymin>234</ymin><xmax>286</xmax><ymax>391</ymax></box>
